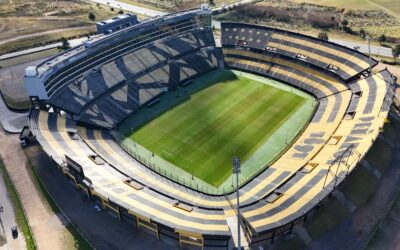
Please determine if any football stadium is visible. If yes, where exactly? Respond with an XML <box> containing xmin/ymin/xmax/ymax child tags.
<box><xmin>20</xmin><ymin>5</ymin><xmax>396</xmax><ymax>249</ymax></box>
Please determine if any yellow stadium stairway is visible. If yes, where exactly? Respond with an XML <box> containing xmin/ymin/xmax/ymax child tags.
<box><xmin>224</xmin><ymin>209</ymin><xmax>250</xmax><ymax>249</ymax></box>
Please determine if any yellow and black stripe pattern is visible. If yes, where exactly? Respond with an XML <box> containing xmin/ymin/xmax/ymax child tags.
<box><xmin>221</xmin><ymin>23</ymin><xmax>376</xmax><ymax>81</ymax></box>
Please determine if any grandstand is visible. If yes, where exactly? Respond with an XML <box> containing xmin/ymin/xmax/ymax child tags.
<box><xmin>22</xmin><ymin>9</ymin><xmax>397</xmax><ymax>249</ymax></box>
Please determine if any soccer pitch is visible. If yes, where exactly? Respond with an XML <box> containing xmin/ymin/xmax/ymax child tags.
<box><xmin>119</xmin><ymin>69</ymin><xmax>316</xmax><ymax>189</ymax></box>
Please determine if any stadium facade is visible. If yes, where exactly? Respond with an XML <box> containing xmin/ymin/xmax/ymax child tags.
<box><xmin>96</xmin><ymin>13</ymin><xmax>139</xmax><ymax>34</ymax></box>
<box><xmin>22</xmin><ymin>6</ymin><xmax>397</xmax><ymax>249</ymax></box>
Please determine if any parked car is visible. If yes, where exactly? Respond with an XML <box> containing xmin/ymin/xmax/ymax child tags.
<box><xmin>11</xmin><ymin>226</ymin><xmax>18</xmax><ymax>238</ymax></box>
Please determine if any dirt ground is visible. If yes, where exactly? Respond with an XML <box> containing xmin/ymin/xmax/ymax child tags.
<box><xmin>0</xmin><ymin>128</ymin><xmax>77</xmax><ymax>250</ymax></box>
<box><xmin>0</xmin><ymin>17</ymin><xmax>92</xmax><ymax>42</ymax></box>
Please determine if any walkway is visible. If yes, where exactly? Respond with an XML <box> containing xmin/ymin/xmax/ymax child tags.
<box><xmin>0</xmin><ymin>37</ymin><xmax>88</xmax><ymax>60</ymax></box>
<box><xmin>331</xmin><ymin>39</ymin><xmax>394</xmax><ymax>58</ymax></box>
<box><xmin>0</xmin><ymin>27</ymin><xmax>91</xmax><ymax>46</ymax></box>
<box><xmin>0</xmin><ymin>129</ymin><xmax>68</xmax><ymax>250</ymax></box>
<box><xmin>0</xmin><ymin>168</ymin><xmax>26</xmax><ymax>250</ymax></box>
<box><xmin>88</xmin><ymin>0</ymin><xmax>167</xmax><ymax>17</ymax></box>
<box><xmin>0</xmin><ymin>94</ymin><xmax>27</xmax><ymax>134</ymax></box>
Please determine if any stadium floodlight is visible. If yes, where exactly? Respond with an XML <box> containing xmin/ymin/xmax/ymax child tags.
<box><xmin>365</xmin><ymin>35</ymin><xmax>371</xmax><ymax>58</ymax></box>
<box><xmin>232</xmin><ymin>156</ymin><xmax>241</xmax><ymax>249</ymax></box>
<box><xmin>365</xmin><ymin>35</ymin><xmax>372</xmax><ymax>73</ymax></box>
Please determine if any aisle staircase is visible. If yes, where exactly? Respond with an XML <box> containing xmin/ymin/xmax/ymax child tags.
<box><xmin>223</xmin><ymin>203</ymin><xmax>249</xmax><ymax>249</ymax></box>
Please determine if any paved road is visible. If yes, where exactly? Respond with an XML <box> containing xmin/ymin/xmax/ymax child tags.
<box><xmin>0</xmin><ymin>93</ymin><xmax>28</xmax><ymax>134</ymax></box>
<box><xmin>0</xmin><ymin>171</ymin><xmax>27</xmax><ymax>250</ymax></box>
<box><xmin>88</xmin><ymin>0</ymin><xmax>167</xmax><ymax>17</ymax></box>
<box><xmin>0</xmin><ymin>130</ymin><xmax>71</xmax><ymax>250</ymax></box>
<box><xmin>331</xmin><ymin>39</ymin><xmax>394</xmax><ymax>58</ymax></box>
<box><xmin>212</xmin><ymin>0</ymin><xmax>263</xmax><ymax>14</ymax></box>
<box><xmin>0</xmin><ymin>27</ymin><xmax>91</xmax><ymax>46</ymax></box>
<box><xmin>0</xmin><ymin>37</ymin><xmax>88</xmax><ymax>60</ymax></box>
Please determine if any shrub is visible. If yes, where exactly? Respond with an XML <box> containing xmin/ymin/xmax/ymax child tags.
<box><xmin>88</xmin><ymin>12</ymin><xmax>95</xmax><ymax>21</ymax></box>
<box><xmin>343</xmin><ymin>26</ymin><xmax>357</xmax><ymax>35</ymax></box>
<box><xmin>237</xmin><ymin>5</ymin><xmax>265</xmax><ymax>19</ymax></box>
<box><xmin>271</xmin><ymin>7</ymin><xmax>291</xmax><ymax>23</ymax></box>
<box><xmin>318</xmin><ymin>32</ymin><xmax>329</xmax><ymax>41</ymax></box>
<box><xmin>379</xmin><ymin>34</ymin><xmax>387</xmax><ymax>45</ymax></box>
<box><xmin>306</xmin><ymin>13</ymin><xmax>338</xmax><ymax>29</ymax></box>
<box><xmin>392</xmin><ymin>44</ymin><xmax>400</xmax><ymax>62</ymax></box>
<box><xmin>359</xmin><ymin>28</ymin><xmax>366</xmax><ymax>39</ymax></box>
<box><xmin>236</xmin><ymin>5</ymin><xmax>291</xmax><ymax>23</ymax></box>
<box><xmin>60</xmin><ymin>37</ymin><xmax>70</xmax><ymax>50</ymax></box>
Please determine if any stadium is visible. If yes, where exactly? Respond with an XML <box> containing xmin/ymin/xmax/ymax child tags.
<box><xmin>20</xmin><ymin>5</ymin><xmax>396</xmax><ymax>249</ymax></box>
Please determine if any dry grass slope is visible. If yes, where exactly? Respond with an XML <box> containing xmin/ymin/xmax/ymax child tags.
<box><xmin>0</xmin><ymin>1</ymin><xmax>115</xmax><ymax>54</ymax></box>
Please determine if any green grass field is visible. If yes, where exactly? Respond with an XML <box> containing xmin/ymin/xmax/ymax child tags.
<box><xmin>120</xmin><ymin>70</ymin><xmax>315</xmax><ymax>189</ymax></box>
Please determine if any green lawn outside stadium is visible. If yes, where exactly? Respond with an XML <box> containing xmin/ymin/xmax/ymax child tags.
<box><xmin>118</xmin><ymin>69</ymin><xmax>316</xmax><ymax>193</ymax></box>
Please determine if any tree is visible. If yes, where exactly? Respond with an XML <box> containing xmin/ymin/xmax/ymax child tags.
<box><xmin>118</xmin><ymin>10</ymin><xmax>124</xmax><ymax>14</ymax></box>
<box><xmin>318</xmin><ymin>32</ymin><xmax>329</xmax><ymax>41</ymax></box>
<box><xmin>392</xmin><ymin>44</ymin><xmax>400</xmax><ymax>62</ymax></box>
<box><xmin>88</xmin><ymin>12</ymin><xmax>96</xmax><ymax>21</ymax></box>
<box><xmin>379</xmin><ymin>34</ymin><xmax>386</xmax><ymax>45</ymax></box>
<box><xmin>208</xmin><ymin>0</ymin><xmax>215</xmax><ymax>6</ymax></box>
<box><xmin>359</xmin><ymin>28</ymin><xmax>366</xmax><ymax>39</ymax></box>
<box><xmin>60</xmin><ymin>37</ymin><xmax>70</xmax><ymax>50</ymax></box>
